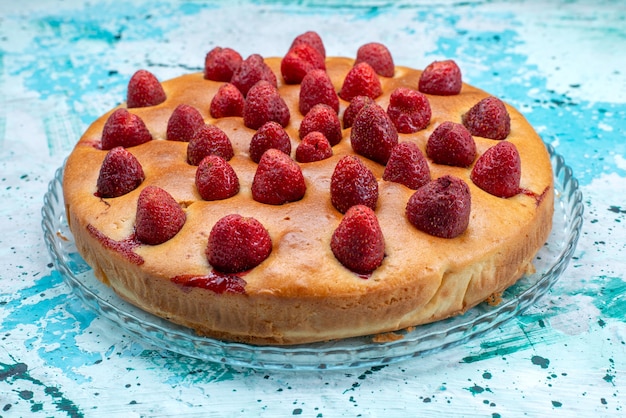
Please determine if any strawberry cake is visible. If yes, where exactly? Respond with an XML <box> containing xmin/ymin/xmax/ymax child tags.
<box><xmin>62</xmin><ymin>32</ymin><xmax>554</xmax><ymax>345</ymax></box>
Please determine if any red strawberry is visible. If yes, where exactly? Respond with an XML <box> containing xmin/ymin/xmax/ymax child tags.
<box><xmin>342</xmin><ymin>95</ymin><xmax>375</xmax><ymax>129</ymax></box>
<box><xmin>243</xmin><ymin>80</ymin><xmax>290</xmax><ymax>130</ymax></box>
<box><xmin>96</xmin><ymin>146</ymin><xmax>145</xmax><ymax>198</ymax></box>
<box><xmin>350</xmin><ymin>103</ymin><xmax>398</xmax><ymax>164</ymax></box>
<box><xmin>298</xmin><ymin>103</ymin><xmax>342</xmax><ymax>146</ymax></box>
<box><xmin>135</xmin><ymin>186</ymin><xmax>186</xmax><ymax>245</ymax></box>
<box><xmin>406</xmin><ymin>175</ymin><xmax>471</xmax><ymax>238</ymax></box>
<box><xmin>470</xmin><ymin>141</ymin><xmax>521</xmax><ymax>198</ymax></box>
<box><xmin>204</xmin><ymin>47</ymin><xmax>243</xmax><ymax>82</ymax></box>
<box><xmin>299</xmin><ymin>69</ymin><xmax>339</xmax><ymax>115</ymax></box>
<box><xmin>195</xmin><ymin>155</ymin><xmax>240</xmax><ymax>201</ymax></box>
<box><xmin>418</xmin><ymin>60</ymin><xmax>462</xmax><ymax>96</ymax></box>
<box><xmin>339</xmin><ymin>62</ymin><xmax>382</xmax><ymax>102</ymax></box>
<box><xmin>330</xmin><ymin>155</ymin><xmax>378</xmax><ymax>214</ymax></box>
<box><xmin>252</xmin><ymin>149</ymin><xmax>306</xmax><ymax>205</ymax></box>
<box><xmin>126</xmin><ymin>69</ymin><xmax>166</xmax><ymax>108</ymax></box>
<box><xmin>426</xmin><ymin>121</ymin><xmax>476</xmax><ymax>167</ymax></box>
<box><xmin>295</xmin><ymin>131</ymin><xmax>333</xmax><ymax>163</ymax></box>
<box><xmin>281</xmin><ymin>43</ymin><xmax>326</xmax><ymax>84</ymax></box>
<box><xmin>249</xmin><ymin>121</ymin><xmax>292</xmax><ymax>163</ymax></box>
<box><xmin>210</xmin><ymin>83</ymin><xmax>245</xmax><ymax>119</ymax></box>
<box><xmin>289</xmin><ymin>31</ymin><xmax>326</xmax><ymax>58</ymax></box>
<box><xmin>462</xmin><ymin>96</ymin><xmax>511</xmax><ymax>140</ymax></box>
<box><xmin>330</xmin><ymin>205</ymin><xmax>385</xmax><ymax>274</ymax></box>
<box><xmin>206</xmin><ymin>214</ymin><xmax>272</xmax><ymax>274</ymax></box>
<box><xmin>355</xmin><ymin>42</ymin><xmax>395</xmax><ymax>77</ymax></box>
<box><xmin>231</xmin><ymin>54</ymin><xmax>277</xmax><ymax>97</ymax></box>
<box><xmin>386</xmin><ymin>87</ymin><xmax>431</xmax><ymax>133</ymax></box>
<box><xmin>101</xmin><ymin>108</ymin><xmax>152</xmax><ymax>150</ymax></box>
<box><xmin>166</xmin><ymin>104</ymin><xmax>204</xmax><ymax>142</ymax></box>
<box><xmin>187</xmin><ymin>124</ymin><xmax>234</xmax><ymax>165</ymax></box>
<box><xmin>382</xmin><ymin>142</ymin><xmax>430</xmax><ymax>190</ymax></box>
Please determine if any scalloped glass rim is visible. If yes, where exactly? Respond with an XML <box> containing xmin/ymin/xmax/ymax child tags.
<box><xmin>42</xmin><ymin>144</ymin><xmax>583</xmax><ymax>371</ymax></box>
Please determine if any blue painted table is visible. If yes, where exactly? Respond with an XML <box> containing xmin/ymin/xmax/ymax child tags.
<box><xmin>1</xmin><ymin>1</ymin><xmax>624</xmax><ymax>416</ymax></box>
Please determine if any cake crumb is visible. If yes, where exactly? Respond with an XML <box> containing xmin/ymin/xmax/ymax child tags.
<box><xmin>372</xmin><ymin>332</ymin><xmax>404</xmax><ymax>343</ymax></box>
<box><xmin>485</xmin><ymin>292</ymin><xmax>503</xmax><ymax>306</ymax></box>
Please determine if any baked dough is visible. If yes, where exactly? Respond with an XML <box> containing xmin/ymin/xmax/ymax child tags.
<box><xmin>63</xmin><ymin>57</ymin><xmax>553</xmax><ymax>345</ymax></box>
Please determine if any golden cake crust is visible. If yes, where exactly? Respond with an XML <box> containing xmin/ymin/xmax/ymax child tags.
<box><xmin>63</xmin><ymin>57</ymin><xmax>554</xmax><ymax>345</ymax></box>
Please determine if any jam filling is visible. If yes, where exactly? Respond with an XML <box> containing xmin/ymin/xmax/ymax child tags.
<box><xmin>86</xmin><ymin>224</ymin><xmax>144</xmax><ymax>265</ymax></box>
<box><xmin>171</xmin><ymin>271</ymin><xmax>247</xmax><ymax>294</ymax></box>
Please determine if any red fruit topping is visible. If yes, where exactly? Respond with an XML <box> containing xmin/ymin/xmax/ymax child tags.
<box><xmin>386</xmin><ymin>87</ymin><xmax>431</xmax><ymax>133</ymax></box>
<box><xmin>281</xmin><ymin>43</ymin><xmax>326</xmax><ymax>85</ymax></box>
<box><xmin>382</xmin><ymin>142</ymin><xmax>430</xmax><ymax>190</ymax></box>
<box><xmin>210</xmin><ymin>83</ymin><xmax>245</xmax><ymax>118</ymax></box>
<box><xmin>243</xmin><ymin>80</ymin><xmax>290</xmax><ymax>130</ymax></box>
<box><xmin>299</xmin><ymin>69</ymin><xmax>339</xmax><ymax>115</ymax></box>
<box><xmin>187</xmin><ymin>124</ymin><xmax>234</xmax><ymax>165</ymax></box>
<box><xmin>462</xmin><ymin>96</ymin><xmax>511</xmax><ymax>140</ymax></box>
<box><xmin>339</xmin><ymin>62</ymin><xmax>382</xmax><ymax>102</ymax></box>
<box><xmin>101</xmin><ymin>108</ymin><xmax>152</xmax><ymax>150</ymax></box>
<box><xmin>406</xmin><ymin>175</ymin><xmax>471</xmax><ymax>239</ymax></box>
<box><xmin>298</xmin><ymin>103</ymin><xmax>342</xmax><ymax>146</ymax></box>
<box><xmin>330</xmin><ymin>205</ymin><xmax>385</xmax><ymax>274</ymax></box>
<box><xmin>166</xmin><ymin>104</ymin><xmax>204</xmax><ymax>142</ymax></box>
<box><xmin>418</xmin><ymin>60</ymin><xmax>462</xmax><ymax>96</ymax></box>
<box><xmin>350</xmin><ymin>103</ymin><xmax>398</xmax><ymax>164</ymax></box>
<box><xmin>195</xmin><ymin>155</ymin><xmax>240</xmax><ymax>201</ymax></box>
<box><xmin>290</xmin><ymin>31</ymin><xmax>326</xmax><ymax>58</ymax></box>
<box><xmin>204</xmin><ymin>47</ymin><xmax>243</xmax><ymax>82</ymax></box>
<box><xmin>172</xmin><ymin>272</ymin><xmax>246</xmax><ymax>295</ymax></box>
<box><xmin>206</xmin><ymin>214</ymin><xmax>272</xmax><ymax>274</ymax></box>
<box><xmin>96</xmin><ymin>146</ymin><xmax>145</xmax><ymax>198</ymax></box>
<box><xmin>330</xmin><ymin>155</ymin><xmax>378</xmax><ymax>214</ymax></box>
<box><xmin>126</xmin><ymin>69</ymin><xmax>166</xmax><ymax>108</ymax></box>
<box><xmin>342</xmin><ymin>95</ymin><xmax>375</xmax><ymax>129</ymax></box>
<box><xmin>231</xmin><ymin>54</ymin><xmax>277</xmax><ymax>97</ymax></box>
<box><xmin>426</xmin><ymin>121</ymin><xmax>476</xmax><ymax>167</ymax></box>
<box><xmin>295</xmin><ymin>131</ymin><xmax>333</xmax><ymax>163</ymax></box>
<box><xmin>135</xmin><ymin>186</ymin><xmax>186</xmax><ymax>245</ymax></box>
<box><xmin>249</xmin><ymin>121</ymin><xmax>292</xmax><ymax>163</ymax></box>
<box><xmin>252</xmin><ymin>149</ymin><xmax>306</xmax><ymax>205</ymax></box>
<box><xmin>471</xmin><ymin>141</ymin><xmax>521</xmax><ymax>198</ymax></box>
<box><xmin>355</xmin><ymin>42</ymin><xmax>395</xmax><ymax>77</ymax></box>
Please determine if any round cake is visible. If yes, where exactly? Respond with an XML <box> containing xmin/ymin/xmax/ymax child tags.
<box><xmin>63</xmin><ymin>33</ymin><xmax>553</xmax><ymax>345</ymax></box>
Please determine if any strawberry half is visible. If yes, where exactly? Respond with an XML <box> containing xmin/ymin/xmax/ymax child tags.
<box><xmin>386</xmin><ymin>87</ymin><xmax>431</xmax><ymax>133</ymax></box>
<box><xmin>350</xmin><ymin>102</ymin><xmax>398</xmax><ymax>165</ymax></box>
<box><xmin>243</xmin><ymin>80</ymin><xmax>290</xmax><ymax>130</ymax></box>
<box><xmin>187</xmin><ymin>124</ymin><xmax>234</xmax><ymax>165</ymax></box>
<box><xmin>331</xmin><ymin>205</ymin><xmax>385</xmax><ymax>274</ymax></box>
<box><xmin>470</xmin><ymin>141</ymin><xmax>521</xmax><ymax>198</ymax></box>
<box><xmin>406</xmin><ymin>175</ymin><xmax>471</xmax><ymax>239</ymax></box>
<box><xmin>206</xmin><ymin>214</ymin><xmax>272</xmax><ymax>274</ymax></box>
<box><xmin>96</xmin><ymin>146</ymin><xmax>145</xmax><ymax>198</ymax></box>
<box><xmin>382</xmin><ymin>142</ymin><xmax>430</xmax><ymax>190</ymax></box>
<box><xmin>210</xmin><ymin>83</ymin><xmax>245</xmax><ymax>119</ymax></box>
<box><xmin>101</xmin><ymin>108</ymin><xmax>152</xmax><ymax>150</ymax></box>
<box><xmin>355</xmin><ymin>42</ymin><xmax>394</xmax><ymax>77</ymax></box>
<box><xmin>249</xmin><ymin>121</ymin><xmax>292</xmax><ymax>164</ymax></box>
<box><xmin>299</xmin><ymin>69</ymin><xmax>339</xmax><ymax>115</ymax></box>
<box><xmin>462</xmin><ymin>96</ymin><xmax>511</xmax><ymax>140</ymax></box>
<box><xmin>126</xmin><ymin>69</ymin><xmax>166</xmax><ymax>108</ymax></box>
<box><xmin>298</xmin><ymin>103</ymin><xmax>342</xmax><ymax>146</ymax></box>
<box><xmin>166</xmin><ymin>104</ymin><xmax>204</xmax><ymax>142</ymax></box>
<box><xmin>418</xmin><ymin>60</ymin><xmax>462</xmax><ymax>96</ymax></box>
<box><xmin>330</xmin><ymin>155</ymin><xmax>378</xmax><ymax>214</ymax></box>
<box><xmin>252</xmin><ymin>149</ymin><xmax>306</xmax><ymax>205</ymax></box>
<box><xmin>135</xmin><ymin>186</ymin><xmax>186</xmax><ymax>245</ymax></box>
<box><xmin>426</xmin><ymin>121</ymin><xmax>476</xmax><ymax>167</ymax></box>
<box><xmin>339</xmin><ymin>62</ymin><xmax>382</xmax><ymax>102</ymax></box>
<box><xmin>195</xmin><ymin>155</ymin><xmax>240</xmax><ymax>201</ymax></box>
<box><xmin>295</xmin><ymin>131</ymin><xmax>333</xmax><ymax>163</ymax></box>
<box><xmin>204</xmin><ymin>47</ymin><xmax>243</xmax><ymax>82</ymax></box>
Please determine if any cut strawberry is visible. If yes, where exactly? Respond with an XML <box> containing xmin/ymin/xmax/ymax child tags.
<box><xmin>342</xmin><ymin>95</ymin><xmax>375</xmax><ymax>129</ymax></box>
<box><xmin>204</xmin><ymin>47</ymin><xmax>243</xmax><ymax>82</ymax></box>
<box><xmin>187</xmin><ymin>124</ymin><xmax>234</xmax><ymax>165</ymax></box>
<box><xmin>210</xmin><ymin>83</ymin><xmax>245</xmax><ymax>119</ymax></box>
<box><xmin>406</xmin><ymin>175</ymin><xmax>471</xmax><ymax>238</ymax></box>
<box><xmin>462</xmin><ymin>96</ymin><xmax>511</xmax><ymax>140</ymax></box>
<box><xmin>339</xmin><ymin>62</ymin><xmax>382</xmax><ymax>102</ymax></box>
<box><xmin>330</xmin><ymin>155</ymin><xmax>378</xmax><ymax>214</ymax></box>
<box><xmin>350</xmin><ymin>102</ymin><xmax>398</xmax><ymax>165</ymax></box>
<box><xmin>426</xmin><ymin>121</ymin><xmax>476</xmax><ymax>167</ymax></box>
<box><xmin>101</xmin><ymin>108</ymin><xmax>152</xmax><ymax>150</ymax></box>
<box><xmin>295</xmin><ymin>131</ymin><xmax>333</xmax><ymax>163</ymax></box>
<box><xmin>386</xmin><ymin>87</ymin><xmax>431</xmax><ymax>133</ymax></box>
<box><xmin>252</xmin><ymin>149</ymin><xmax>306</xmax><ymax>205</ymax></box>
<box><xmin>135</xmin><ymin>186</ymin><xmax>186</xmax><ymax>245</ymax></box>
<box><xmin>331</xmin><ymin>205</ymin><xmax>385</xmax><ymax>274</ymax></box>
<box><xmin>470</xmin><ymin>141</ymin><xmax>521</xmax><ymax>198</ymax></box>
<box><xmin>418</xmin><ymin>60</ymin><xmax>462</xmax><ymax>96</ymax></box>
<box><xmin>126</xmin><ymin>69</ymin><xmax>166</xmax><ymax>108</ymax></box>
<box><xmin>243</xmin><ymin>80</ymin><xmax>290</xmax><ymax>130</ymax></box>
<box><xmin>166</xmin><ymin>104</ymin><xmax>204</xmax><ymax>142</ymax></box>
<box><xmin>195</xmin><ymin>155</ymin><xmax>240</xmax><ymax>201</ymax></box>
<box><xmin>231</xmin><ymin>54</ymin><xmax>277</xmax><ymax>97</ymax></box>
<box><xmin>382</xmin><ymin>142</ymin><xmax>430</xmax><ymax>190</ymax></box>
<box><xmin>299</xmin><ymin>69</ymin><xmax>339</xmax><ymax>115</ymax></box>
<box><xmin>206</xmin><ymin>214</ymin><xmax>272</xmax><ymax>273</ymax></box>
<box><xmin>96</xmin><ymin>146</ymin><xmax>145</xmax><ymax>198</ymax></box>
<box><xmin>298</xmin><ymin>103</ymin><xmax>342</xmax><ymax>146</ymax></box>
<box><xmin>355</xmin><ymin>42</ymin><xmax>394</xmax><ymax>77</ymax></box>
<box><xmin>249</xmin><ymin>121</ymin><xmax>292</xmax><ymax>163</ymax></box>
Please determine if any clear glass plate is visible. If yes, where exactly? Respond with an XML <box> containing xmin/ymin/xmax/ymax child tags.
<box><xmin>42</xmin><ymin>144</ymin><xmax>583</xmax><ymax>371</ymax></box>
